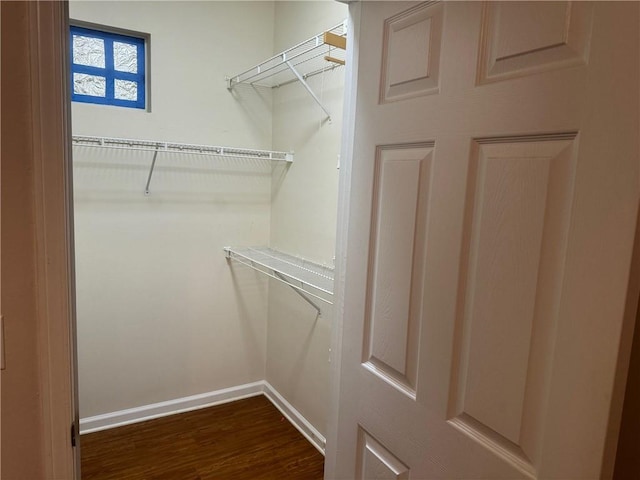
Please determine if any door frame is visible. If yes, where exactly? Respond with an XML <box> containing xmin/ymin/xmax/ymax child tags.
<box><xmin>603</xmin><ymin>206</ymin><xmax>640</xmax><ymax>478</ymax></box>
<box><xmin>324</xmin><ymin>1</ymin><xmax>361</xmax><ymax>476</ymax></box>
<box><xmin>26</xmin><ymin>1</ymin><xmax>639</xmax><ymax>479</ymax></box>
<box><xmin>26</xmin><ymin>1</ymin><xmax>79</xmax><ymax>478</ymax></box>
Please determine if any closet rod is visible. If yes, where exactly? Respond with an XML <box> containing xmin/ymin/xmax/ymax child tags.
<box><xmin>270</xmin><ymin>62</ymin><xmax>342</xmax><ymax>89</ymax></box>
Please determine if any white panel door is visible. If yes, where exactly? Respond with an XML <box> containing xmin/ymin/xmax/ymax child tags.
<box><xmin>328</xmin><ymin>2</ymin><xmax>639</xmax><ymax>479</ymax></box>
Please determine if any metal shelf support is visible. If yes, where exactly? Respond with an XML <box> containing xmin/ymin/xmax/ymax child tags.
<box><xmin>144</xmin><ymin>147</ymin><xmax>160</xmax><ymax>196</ymax></box>
<box><xmin>285</xmin><ymin>60</ymin><xmax>332</xmax><ymax>121</ymax></box>
<box><xmin>273</xmin><ymin>271</ymin><xmax>322</xmax><ymax>316</ymax></box>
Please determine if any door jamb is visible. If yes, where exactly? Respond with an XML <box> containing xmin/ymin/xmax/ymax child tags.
<box><xmin>29</xmin><ymin>1</ymin><xmax>79</xmax><ymax>478</ymax></box>
<box><xmin>324</xmin><ymin>2</ymin><xmax>361</xmax><ymax>478</ymax></box>
<box><xmin>602</xmin><ymin>202</ymin><xmax>640</xmax><ymax>479</ymax></box>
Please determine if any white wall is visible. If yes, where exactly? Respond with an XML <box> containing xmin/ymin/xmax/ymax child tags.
<box><xmin>267</xmin><ymin>1</ymin><xmax>347</xmax><ymax>438</ymax></box>
<box><xmin>71</xmin><ymin>1</ymin><xmax>276</xmax><ymax>418</ymax></box>
<box><xmin>71</xmin><ymin>2</ymin><xmax>346</xmax><ymax>435</ymax></box>
<box><xmin>70</xmin><ymin>1</ymin><xmax>274</xmax><ymax>146</ymax></box>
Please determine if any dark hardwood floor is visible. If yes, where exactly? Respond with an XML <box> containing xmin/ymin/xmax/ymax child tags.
<box><xmin>81</xmin><ymin>395</ymin><xmax>325</xmax><ymax>479</ymax></box>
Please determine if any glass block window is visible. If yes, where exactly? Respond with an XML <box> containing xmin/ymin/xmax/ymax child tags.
<box><xmin>70</xmin><ymin>26</ymin><xmax>146</xmax><ymax>109</ymax></box>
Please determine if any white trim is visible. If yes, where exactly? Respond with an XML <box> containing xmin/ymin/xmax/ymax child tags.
<box><xmin>325</xmin><ymin>2</ymin><xmax>361</xmax><ymax>477</ymax></box>
<box><xmin>263</xmin><ymin>382</ymin><xmax>326</xmax><ymax>455</ymax></box>
<box><xmin>28</xmin><ymin>2</ymin><xmax>77</xmax><ymax>478</ymax></box>
<box><xmin>80</xmin><ymin>381</ymin><xmax>264</xmax><ymax>434</ymax></box>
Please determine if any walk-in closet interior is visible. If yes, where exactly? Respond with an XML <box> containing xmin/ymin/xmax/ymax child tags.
<box><xmin>71</xmin><ymin>0</ymin><xmax>347</xmax><ymax>466</ymax></box>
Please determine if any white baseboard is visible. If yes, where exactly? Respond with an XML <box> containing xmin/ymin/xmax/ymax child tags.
<box><xmin>79</xmin><ymin>380</ymin><xmax>326</xmax><ymax>456</ymax></box>
<box><xmin>263</xmin><ymin>381</ymin><xmax>326</xmax><ymax>455</ymax></box>
<box><xmin>79</xmin><ymin>381</ymin><xmax>264</xmax><ymax>434</ymax></box>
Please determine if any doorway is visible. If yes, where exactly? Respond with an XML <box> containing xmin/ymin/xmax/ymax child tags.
<box><xmin>2</xmin><ymin>4</ymin><xmax>637</xmax><ymax>478</ymax></box>
<box><xmin>68</xmin><ymin>1</ymin><xmax>347</xmax><ymax>478</ymax></box>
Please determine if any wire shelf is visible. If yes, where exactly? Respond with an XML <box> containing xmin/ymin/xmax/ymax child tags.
<box><xmin>72</xmin><ymin>135</ymin><xmax>293</xmax><ymax>162</ymax></box>
<box><xmin>224</xmin><ymin>246</ymin><xmax>334</xmax><ymax>309</ymax></box>
<box><xmin>227</xmin><ymin>22</ymin><xmax>347</xmax><ymax>89</ymax></box>
<box><xmin>72</xmin><ymin>135</ymin><xmax>292</xmax><ymax>195</ymax></box>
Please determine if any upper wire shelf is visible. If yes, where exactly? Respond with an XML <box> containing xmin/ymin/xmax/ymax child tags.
<box><xmin>72</xmin><ymin>135</ymin><xmax>293</xmax><ymax>195</ymax></box>
<box><xmin>226</xmin><ymin>22</ymin><xmax>347</xmax><ymax>89</ymax></box>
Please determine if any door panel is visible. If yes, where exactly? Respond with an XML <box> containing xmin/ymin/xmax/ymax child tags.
<box><xmin>357</xmin><ymin>428</ymin><xmax>411</xmax><ymax>480</ymax></box>
<box><xmin>478</xmin><ymin>2</ymin><xmax>594</xmax><ymax>84</ymax></box>
<box><xmin>449</xmin><ymin>134</ymin><xmax>578</xmax><ymax>468</ymax></box>
<box><xmin>363</xmin><ymin>144</ymin><xmax>433</xmax><ymax>398</ymax></box>
<box><xmin>380</xmin><ymin>3</ymin><xmax>443</xmax><ymax>102</ymax></box>
<box><xmin>330</xmin><ymin>1</ymin><xmax>639</xmax><ymax>479</ymax></box>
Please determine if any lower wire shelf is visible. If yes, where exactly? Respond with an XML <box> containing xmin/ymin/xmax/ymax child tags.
<box><xmin>224</xmin><ymin>246</ymin><xmax>334</xmax><ymax>315</ymax></box>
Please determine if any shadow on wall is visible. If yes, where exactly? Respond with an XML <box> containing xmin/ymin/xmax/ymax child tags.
<box><xmin>228</xmin><ymin>83</ymin><xmax>274</xmax><ymax>141</ymax></box>
<box><xmin>224</xmin><ymin>265</ymin><xmax>269</xmax><ymax>376</ymax></box>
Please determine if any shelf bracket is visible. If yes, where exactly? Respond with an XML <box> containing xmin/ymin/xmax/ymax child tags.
<box><xmin>285</xmin><ymin>60</ymin><xmax>332</xmax><ymax>121</ymax></box>
<box><xmin>144</xmin><ymin>147</ymin><xmax>160</xmax><ymax>196</ymax></box>
<box><xmin>324</xmin><ymin>56</ymin><xmax>345</xmax><ymax>66</ymax></box>
<box><xmin>323</xmin><ymin>31</ymin><xmax>346</xmax><ymax>50</ymax></box>
<box><xmin>273</xmin><ymin>271</ymin><xmax>322</xmax><ymax>316</ymax></box>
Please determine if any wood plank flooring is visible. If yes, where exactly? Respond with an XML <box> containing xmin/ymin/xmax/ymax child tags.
<box><xmin>81</xmin><ymin>395</ymin><xmax>325</xmax><ymax>480</ymax></box>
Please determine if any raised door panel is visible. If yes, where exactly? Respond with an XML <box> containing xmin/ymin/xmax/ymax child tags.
<box><xmin>449</xmin><ymin>133</ymin><xmax>578</xmax><ymax>476</ymax></box>
<box><xmin>363</xmin><ymin>144</ymin><xmax>433</xmax><ymax>398</ymax></box>
<box><xmin>380</xmin><ymin>2</ymin><xmax>443</xmax><ymax>103</ymax></box>
<box><xmin>477</xmin><ymin>1</ymin><xmax>594</xmax><ymax>84</ymax></box>
<box><xmin>357</xmin><ymin>428</ymin><xmax>410</xmax><ymax>480</ymax></box>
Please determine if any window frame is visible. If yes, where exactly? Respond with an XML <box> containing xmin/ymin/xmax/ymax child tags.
<box><xmin>70</xmin><ymin>24</ymin><xmax>147</xmax><ymax>110</ymax></box>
